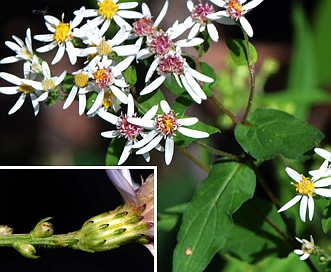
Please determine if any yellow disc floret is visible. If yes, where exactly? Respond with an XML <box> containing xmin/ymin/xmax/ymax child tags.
<box><xmin>97</xmin><ymin>38</ymin><xmax>112</xmax><ymax>56</ymax></box>
<box><xmin>74</xmin><ymin>73</ymin><xmax>89</xmax><ymax>88</ymax></box>
<box><xmin>227</xmin><ymin>0</ymin><xmax>244</xmax><ymax>19</ymax></box>
<box><xmin>54</xmin><ymin>22</ymin><xmax>71</xmax><ymax>44</ymax></box>
<box><xmin>98</xmin><ymin>0</ymin><xmax>119</xmax><ymax>20</ymax></box>
<box><xmin>293</xmin><ymin>175</ymin><xmax>315</xmax><ymax>196</ymax></box>
<box><xmin>42</xmin><ymin>78</ymin><xmax>56</xmax><ymax>91</ymax></box>
<box><xmin>102</xmin><ymin>90</ymin><xmax>115</xmax><ymax>109</ymax></box>
<box><xmin>19</xmin><ymin>83</ymin><xmax>34</xmax><ymax>94</ymax></box>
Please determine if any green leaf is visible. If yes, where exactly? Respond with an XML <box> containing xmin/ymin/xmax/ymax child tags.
<box><xmin>60</xmin><ymin>74</ymin><xmax>74</xmax><ymax>94</ymax></box>
<box><xmin>200</xmin><ymin>62</ymin><xmax>216</xmax><ymax>97</ymax></box>
<box><xmin>225</xmin><ymin>38</ymin><xmax>257</xmax><ymax>66</ymax></box>
<box><xmin>313</xmin><ymin>0</ymin><xmax>331</xmax><ymax>86</ymax></box>
<box><xmin>322</xmin><ymin>202</ymin><xmax>331</xmax><ymax>233</ymax></box>
<box><xmin>158</xmin><ymin>203</ymin><xmax>188</xmax><ymax>232</ymax></box>
<box><xmin>122</xmin><ymin>65</ymin><xmax>137</xmax><ymax>86</ymax></box>
<box><xmin>287</xmin><ymin>2</ymin><xmax>317</xmax><ymax>90</ymax></box>
<box><xmin>173</xmin><ymin>160</ymin><xmax>256</xmax><ymax>272</ymax></box>
<box><xmin>138</xmin><ymin>88</ymin><xmax>165</xmax><ymax>115</ymax></box>
<box><xmin>221</xmin><ymin>198</ymin><xmax>290</xmax><ymax>263</ymax></box>
<box><xmin>163</xmin><ymin>74</ymin><xmax>187</xmax><ymax>97</ymax></box>
<box><xmin>105</xmin><ymin>137</ymin><xmax>126</xmax><ymax>166</ymax></box>
<box><xmin>234</xmin><ymin>108</ymin><xmax>324</xmax><ymax>160</ymax></box>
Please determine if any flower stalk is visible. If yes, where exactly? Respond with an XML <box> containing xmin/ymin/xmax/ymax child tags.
<box><xmin>0</xmin><ymin>203</ymin><xmax>153</xmax><ymax>258</ymax></box>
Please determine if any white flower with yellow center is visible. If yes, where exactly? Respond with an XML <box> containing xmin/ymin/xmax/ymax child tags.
<box><xmin>0</xmin><ymin>70</ymin><xmax>42</xmax><ymax>116</ymax></box>
<box><xmin>278</xmin><ymin>167</ymin><xmax>331</xmax><ymax>222</ymax></box>
<box><xmin>0</xmin><ymin>28</ymin><xmax>34</xmax><ymax>64</ymax></box>
<box><xmin>63</xmin><ymin>69</ymin><xmax>93</xmax><ymax>115</ymax></box>
<box><xmin>34</xmin><ymin>9</ymin><xmax>85</xmax><ymax>65</ymax></box>
<box><xmin>128</xmin><ymin>100</ymin><xmax>209</xmax><ymax>165</ymax></box>
<box><xmin>75</xmin><ymin>0</ymin><xmax>143</xmax><ymax>34</ymax></box>
<box><xmin>22</xmin><ymin>61</ymin><xmax>67</xmax><ymax>102</ymax></box>
<box><xmin>85</xmin><ymin>57</ymin><xmax>131</xmax><ymax>116</ymax></box>
<box><xmin>78</xmin><ymin>25</ymin><xmax>138</xmax><ymax>69</ymax></box>
<box><xmin>294</xmin><ymin>235</ymin><xmax>316</xmax><ymax>261</ymax></box>
<box><xmin>207</xmin><ymin>0</ymin><xmax>264</xmax><ymax>37</ymax></box>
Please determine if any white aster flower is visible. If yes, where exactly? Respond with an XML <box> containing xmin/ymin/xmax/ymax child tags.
<box><xmin>34</xmin><ymin>10</ymin><xmax>84</xmax><ymax>65</ymax></box>
<box><xmin>278</xmin><ymin>167</ymin><xmax>331</xmax><ymax>222</ymax></box>
<box><xmin>78</xmin><ymin>25</ymin><xmax>138</xmax><ymax>68</ymax></box>
<box><xmin>308</xmin><ymin>148</ymin><xmax>331</xmax><ymax>181</ymax></box>
<box><xmin>23</xmin><ymin>61</ymin><xmax>67</xmax><ymax>102</ymax></box>
<box><xmin>0</xmin><ymin>28</ymin><xmax>34</xmax><ymax>64</ymax></box>
<box><xmin>184</xmin><ymin>0</ymin><xmax>219</xmax><ymax>42</ymax></box>
<box><xmin>98</xmin><ymin>94</ymin><xmax>160</xmax><ymax>165</ymax></box>
<box><xmin>207</xmin><ymin>0</ymin><xmax>264</xmax><ymax>37</ymax></box>
<box><xmin>85</xmin><ymin>56</ymin><xmax>132</xmax><ymax>116</ymax></box>
<box><xmin>140</xmin><ymin>49</ymin><xmax>213</xmax><ymax>104</ymax></box>
<box><xmin>75</xmin><ymin>0</ymin><xmax>143</xmax><ymax>34</ymax></box>
<box><xmin>63</xmin><ymin>69</ymin><xmax>93</xmax><ymax>115</ymax></box>
<box><xmin>0</xmin><ymin>70</ymin><xmax>43</xmax><ymax>116</ymax></box>
<box><xmin>131</xmin><ymin>0</ymin><xmax>169</xmax><ymax>47</ymax></box>
<box><xmin>136</xmin><ymin>21</ymin><xmax>197</xmax><ymax>61</ymax></box>
<box><xmin>128</xmin><ymin>100</ymin><xmax>209</xmax><ymax>165</ymax></box>
<box><xmin>294</xmin><ymin>235</ymin><xmax>316</xmax><ymax>261</ymax></box>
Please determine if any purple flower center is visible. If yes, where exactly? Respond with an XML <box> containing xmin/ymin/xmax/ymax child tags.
<box><xmin>157</xmin><ymin>54</ymin><xmax>184</xmax><ymax>75</ymax></box>
<box><xmin>148</xmin><ymin>31</ymin><xmax>174</xmax><ymax>55</ymax></box>
<box><xmin>117</xmin><ymin>113</ymin><xmax>142</xmax><ymax>141</ymax></box>
<box><xmin>133</xmin><ymin>17</ymin><xmax>154</xmax><ymax>36</ymax></box>
<box><xmin>191</xmin><ymin>1</ymin><xmax>215</xmax><ymax>24</ymax></box>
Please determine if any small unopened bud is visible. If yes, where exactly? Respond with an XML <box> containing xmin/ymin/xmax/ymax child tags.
<box><xmin>0</xmin><ymin>225</ymin><xmax>13</xmax><ymax>235</ymax></box>
<box><xmin>30</xmin><ymin>217</ymin><xmax>54</xmax><ymax>238</ymax></box>
<box><xmin>13</xmin><ymin>242</ymin><xmax>39</xmax><ymax>259</ymax></box>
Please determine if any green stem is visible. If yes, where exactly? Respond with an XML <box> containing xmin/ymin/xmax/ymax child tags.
<box><xmin>177</xmin><ymin>146</ymin><xmax>210</xmax><ymax>172</ymax></box>
<box><xmin>241</xmin><ymin>29</ymin><xmax>255</xmax><ymax>124</ymax></box>
<box><xmin>0</xmin><ymin>232</ymin><xmax>78</xmax><ymax>248</ymax></box>
<box><xmin>210</xmin><ymin>93</ymin><xmax>241</xmax><ymax>125</ymax></box>
<box><xmin>194</xmin><ymin>139</ymin><xmax>241</xmax><ymax>161</ymax></box>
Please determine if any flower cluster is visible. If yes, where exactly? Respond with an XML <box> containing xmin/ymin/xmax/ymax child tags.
<box><xmin>278</xmin><ymin>148</ymin><xmax>331</xmax><ymax>261</ymax></box>
<box><xmin>0</xmin><ymin>0</ymin><xmax>263</xmax><ymax>165</ymax></box>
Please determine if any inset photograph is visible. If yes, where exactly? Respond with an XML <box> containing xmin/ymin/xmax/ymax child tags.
<box><xmin>0</xmin><ymin>166</ymin><xmax>156</xmax><ymax>271</ymax></box>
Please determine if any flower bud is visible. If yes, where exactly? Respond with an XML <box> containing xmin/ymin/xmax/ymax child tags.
<box><xmin>13</xmin><ymin>242</ymin><xmax>39</xmax><ymax>259</ymax></box>
<box><xmin>30</xmin><ymin>217</ymin><xmax>54</xmax><ymax>238</ymax></box>
<box><xmin>72</xmin><ymin>203</ymin><xmax>153</xmax><ymax>253</ymax></box>
<box><xmin>0</xmin><ymin>225</ymin><xmax>13</xmax><ymax>235</ymax></box>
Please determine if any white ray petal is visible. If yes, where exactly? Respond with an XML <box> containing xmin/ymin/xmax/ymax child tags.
<box><xmin>278</xmin><ymin>194</ymin><xmax>302</xmax><ymax>213</ymax></box>
<box><xmin>178</xmin><ymin>127</ymin><xmax>209</xmax><ymax>138</ymax></box>
<box><xmin>8</xmin><ymin>93</ymin><xmax>26</xmax><ymax>115</ymax></box>
<box><xmin>285</xmin><ymin>167</ymin><xmax>302</xmax><ymax>182</ymax></box>
<box><xmin>140</xmin><ymin>75</ymin><xmax>166</xmax><ymax>95</ymax></box>
<box><xmin>165</xmin><ymin>137</ymin><xmax>174</xmax><ymax>165</ymax></box>
<box><xmin>299</xmin><ymin>195</ymin><xmax>308</xmax><ymax>222</ymax></box>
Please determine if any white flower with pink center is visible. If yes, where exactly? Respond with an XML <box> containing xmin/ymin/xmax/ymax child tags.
<box><xmin>207</xmin><ymin>0</ymin><xmax>264</xmax><ymax>37</ymax></box>
<box><xmin>141</xmin><ymin>50</ymin><xmax>213</xmax><ymax>104</ymax></box>
<box><xmin>127</xmin><ymin>100</ymin><xmax>209</xmax><ymax>165</ymax></box>
<box><xmin>98</xmin><ymin>94</ymin><xmax>162</xmax><ymax>165</ymax></box>
<box><xmin>132</xmin><ymin>1</ymin><xmax>168</xmax><ymax>41</ymax></box>
<box><xmin>184</xmin><ymin>0</ymin><xmax>219</xmax><ymax>42</ymax></box>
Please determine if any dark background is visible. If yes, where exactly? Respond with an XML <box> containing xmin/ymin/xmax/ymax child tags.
<box><xmin>0</xmin><ymin>168</ymin><xmax>154</xmax><ymax>271</ymax></box>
